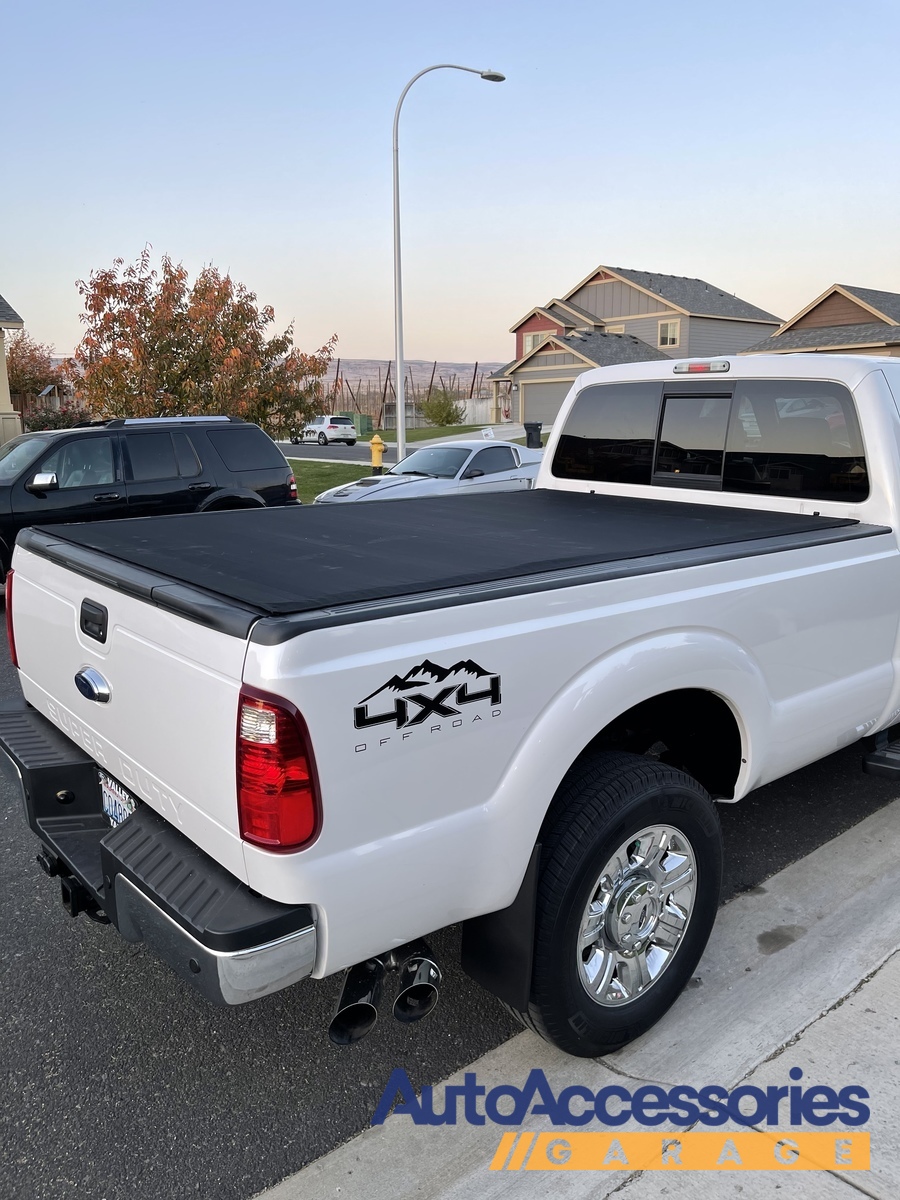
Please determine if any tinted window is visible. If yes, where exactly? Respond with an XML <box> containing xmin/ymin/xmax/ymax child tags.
<box><xmin>470</xmin><ymin>446</ymin><xmax>516</xmax><ymax>475</ymax></box>
<box><xmin>208</xmin><ymin>427</ymin><xmax>285</xmax><ymax>471</ymax></box>
<box><xmin>389</xmin><ymin>447</ymin><xmax>470</xmax><ymax>479</ymax></box>
<box><xmin>0</xmin><ymin>435</ymin><xmax>53</xmax><ymax>482</ymax></box>
<box><xmin>330</xmin><ymin>418</ymin><xmax>354</xmax><ymax>426</ymax></box>
<box><xmin>723</xmin><ymin>381</ymin><xmax>867</xmax><ymax>502</ymax></box>
<box><xmin>551</xmin><ymin>382</ymin><xmax>661</xmax><ymax>483</ymax></box>
<box><xmin>39</xmin><ymin>437</ymin><xmax>116</xmax><ymax>489</ymax></box>
<box><xmin>173</xmin><ymin>432</ymin><xmax>201</xmax><ymax>477</ymax></box>
<box><xmin>126</xmin><ymin>433</ymin><xmax>178</xmax><ymax>481</ymax></box>
<box><xmin>654</xmin><ymin>395</ymin><xmax>731</xmax><ymax>480</ymax></box>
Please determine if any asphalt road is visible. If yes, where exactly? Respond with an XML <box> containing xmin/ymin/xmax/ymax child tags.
<box><xmin>274</xmin><ymin>440</ymin><xmax>399</xmax><ymax>466</ymax></box>
<box><xmin>2</xmin><ymin>637</ymin><xmax>900</xmax><ymax>1200</ymax></box>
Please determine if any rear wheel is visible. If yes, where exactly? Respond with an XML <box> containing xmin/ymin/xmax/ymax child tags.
<box><xmin>346</xmin><ymin>439</ymin><xmax>357</xmax><ymax>446</ymax></box>
<box><xmin>508</xmin><ymin>752</ymin><xmax>723</xmax><ymax>1057</ymax></box>
<box><xmin>318</xmin><ymin>432</ymin><xmax>328</xmax><ymax>445</ymax></box>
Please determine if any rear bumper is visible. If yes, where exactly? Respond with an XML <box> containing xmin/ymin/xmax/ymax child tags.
<box><xmin>0</xmin><ymin>698</ymin><xmax>317</xmax><ymax>1005</ymax></box>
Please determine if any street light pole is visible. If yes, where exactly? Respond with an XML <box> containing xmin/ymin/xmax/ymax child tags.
<box><xmin>392</xmin><ymin>64</ymin><xmax>505</xmax><ymax>465</ymax></box>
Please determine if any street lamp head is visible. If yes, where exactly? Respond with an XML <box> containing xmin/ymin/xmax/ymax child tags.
<box><xmin>480</xmin><ymin>70</ymin><xmax>506</xmax><ymax>82</ymax></box>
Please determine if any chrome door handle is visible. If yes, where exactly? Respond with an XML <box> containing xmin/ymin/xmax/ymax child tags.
<box><xmin>93</xmin><ymin>493</ymin><xmax>121</xmax><ymax>502</ymax></box>
<box><xmin>189</xmin><ymin>483</ymin><xmax>214</xmax><ymax>491</ymax></box>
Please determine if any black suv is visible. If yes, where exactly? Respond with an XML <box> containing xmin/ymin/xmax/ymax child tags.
<box><xmin>0</xmin><ymin>417</ymin><xmax>298</xmax><ymax>576</ymax></box>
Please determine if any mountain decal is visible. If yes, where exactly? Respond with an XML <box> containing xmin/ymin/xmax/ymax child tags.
<box><xmin>360</xmin><ymin>658</ymin><xmax>492</xmax><ymax>704</ymax></box>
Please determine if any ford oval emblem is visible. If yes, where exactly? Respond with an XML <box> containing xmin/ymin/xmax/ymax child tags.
<box><xmin>74</xmin><ymin>667</ymin><xmax>111</xmax><ymax>704</ymax></box>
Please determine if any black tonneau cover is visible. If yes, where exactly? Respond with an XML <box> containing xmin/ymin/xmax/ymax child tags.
<box><xmin>24</xmin><ymin>491</ymin><xmax>884</xmax><ymax>638</ymax></box>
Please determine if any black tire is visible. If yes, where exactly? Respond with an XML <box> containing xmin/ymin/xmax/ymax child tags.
<box><xmin>509</xmin><ymin>751</ymin><xmax>723</xmax><ymax>1058</ymax></box>
<box><xmin>290</xmin><ymin>436</ymin><xmax>300</xmax><ymax>445</ymax></box>
<box><xmin>318</xmin><ymin>432</ymin><xmax>328</xmax><ymax>446</ymax></box>
<box><xmin>346</xmin><ymin>439</ymin><xmax>357</xmax><ymax>446</ymax></box>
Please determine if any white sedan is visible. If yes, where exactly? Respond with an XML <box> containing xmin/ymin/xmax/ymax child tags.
<box><xmin>314</xmin><ymin>440</ymin><xmax>543</xmax><ymax>504</ymax></box>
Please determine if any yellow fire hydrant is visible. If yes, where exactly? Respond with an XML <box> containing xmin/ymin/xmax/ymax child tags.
<box><xmin>370</xmin><ymin>434</ymin><xmax>385</xmax><ymax>475</ymax></box>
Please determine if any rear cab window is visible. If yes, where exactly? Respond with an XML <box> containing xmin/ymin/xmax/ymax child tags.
<box><xmin>552</xmin><ymin>379</ymin><xmax>868</xmax><ymax>502</ymax></box>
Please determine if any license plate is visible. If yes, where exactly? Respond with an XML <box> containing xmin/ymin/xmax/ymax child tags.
<box><xmin>100</xmin><ymin>771</ymin><xmax>138</xmax><ymax>827</ymax></box>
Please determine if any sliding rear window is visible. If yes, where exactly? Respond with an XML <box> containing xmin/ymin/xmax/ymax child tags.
<box><xmin>551</xmin><ymin>382</ymin><xmax>660</xmax><ymax>485</ymax></box>
<box><xmin>723</xmin><ymin>381</ymin><xmax>867</xmax><ymax>501</ymax></box>
<box><xmin>552</xmin><ymin>379</ymin><xmax>868</xmax><ymax>502</ymax></box>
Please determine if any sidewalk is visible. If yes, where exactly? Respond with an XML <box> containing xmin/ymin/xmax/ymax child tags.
<box><xmin>377</xmin><ymin>424</ymin><xmax>532</xmax><ymax>448</ymax></box>
<box><xmin>256</xmin><ymin>798</ymin><xmax>900</xmax><ymax>1200</ymax></box>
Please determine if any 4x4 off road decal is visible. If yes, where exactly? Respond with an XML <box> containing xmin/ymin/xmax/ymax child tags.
<box><xmin>354</xmin><ymin>658</ymin><xmax>501</xmax><ymax>730</ymax></box>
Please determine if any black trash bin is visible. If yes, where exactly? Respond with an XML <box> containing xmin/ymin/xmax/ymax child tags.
<box><xmin>523</xmin><ymin>421</ymin><xmax>543</xmax><ymax>450</ymax></box>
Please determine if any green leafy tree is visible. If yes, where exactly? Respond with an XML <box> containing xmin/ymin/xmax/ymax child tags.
<box><xmin>73</xmin><ymin>247</ymin><xmax>335</xmax><ymax>429</ymax></box>
<box><xmin>420</xmin><ymin>388</ymin><xmax>465</xmax><ymax>428</ymax></box>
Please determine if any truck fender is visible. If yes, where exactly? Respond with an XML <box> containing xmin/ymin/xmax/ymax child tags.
<box><xmin>461</xmin><ymin>629</ymin><xmax>771</xmax><ymax>1004</ymax></box>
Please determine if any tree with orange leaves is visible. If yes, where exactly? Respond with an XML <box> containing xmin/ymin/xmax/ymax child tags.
<box><xmin>5</xmin><ymin>330</ymin><xmax>68</xmax><ymax>398</ymax></box>
<box><xmin>73</xmin><ymin>247</ymin><xmax>335</xmax><ymax>434</ymax></box>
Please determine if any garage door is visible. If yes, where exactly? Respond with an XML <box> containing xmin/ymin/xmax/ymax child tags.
<box><xmin>520</xmin><ymin>381</ymin><xmax>573</xmax><ymax>426</ymax></box>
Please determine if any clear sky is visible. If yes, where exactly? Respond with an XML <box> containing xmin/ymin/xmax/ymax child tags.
<box><xmin>3</xmin><ymin>0</ymin><xmax>899</xmax><ymax>362</ymax></box>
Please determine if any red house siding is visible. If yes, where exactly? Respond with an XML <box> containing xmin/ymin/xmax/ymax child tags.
<box><xmin>514</xmin><ymin>313</ymin><xmax>562</xmax><ymax>359</ymax></box>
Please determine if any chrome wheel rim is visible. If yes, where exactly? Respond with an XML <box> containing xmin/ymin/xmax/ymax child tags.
<box><xmin>577</xmin><ymin>825</ymin><xmax>697</xmax><ymax>1007</ymax></box>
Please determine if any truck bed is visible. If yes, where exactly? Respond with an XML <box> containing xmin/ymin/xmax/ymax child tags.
<box><xmin>22</xmin><ymin>491</ymin><xmax>883</xmax><ymax>639</ymax></box>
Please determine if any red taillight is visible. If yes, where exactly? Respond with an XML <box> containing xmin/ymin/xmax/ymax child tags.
<box><xmin>237</xmin><ymin>687</ymin><xmax>320</xmax><ymax>850</ymax></box>
<box><xmin>5</xmin><ymin>569</ymin><xmax>17</xmax><ymax>669</ymax></box>
<box><xmin>288</xmin><ymin>473</ymin><xmax>298</xmax><ymax>501</ymax></box>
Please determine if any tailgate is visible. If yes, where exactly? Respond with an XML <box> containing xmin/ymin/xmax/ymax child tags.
<box><xmin>11</xmin><ymin>544</ymin><xmax>249</xmax><ymax>881</ymax></box>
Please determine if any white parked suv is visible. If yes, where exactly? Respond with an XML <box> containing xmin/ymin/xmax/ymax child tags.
<box><xmin>295</xmin><ymin>416</ymin><xmax>357</xmax><ymax>446</ymax></box>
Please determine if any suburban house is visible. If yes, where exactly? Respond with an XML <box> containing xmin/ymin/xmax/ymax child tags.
<box><xmin>741</xmin><ymin>284</ymin><xmax>900</xmax><ymax>358</ymax></box>
<box><xmin>0</xmin><ymin>292</ymin><xmax>25</xmax><ymax>445</ymax></box>
<box><xmin>491</xmin><ymin>264</ymin><xmax>781</xmax><ymax>425</ymax></box>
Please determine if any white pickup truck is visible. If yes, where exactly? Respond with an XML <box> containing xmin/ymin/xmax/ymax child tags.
<box><xmin>3</xmin><ymin>353</ymin><xmax>899</xmax><ymax>1059</ymax></box>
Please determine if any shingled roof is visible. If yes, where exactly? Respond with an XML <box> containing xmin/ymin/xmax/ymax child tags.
<box><xmin>493</xmin><ymin>331</ymin><xmax>669</xmax><ymax>377</ymax></box>
<box><xmin>743</xmin><ymin>322</ymin><xmax>900</xmax><ymax>355</ymax></box>
<box><xmin>557</xmin><ymin>330</ymin><xmax>670</xmax><ymax>367</ymax></box>
<box><xmin>0</xmin><ymin>293</ymin><xmax>24</xmax><ymax>328</ymax></box>
<box><xmin>605</xmin><ymin>267</ymin><xmax>781</xmax><ymax>324</ymax></box>
<box><xmin>840</xmin><ymin>285</ymin><xmax>900</xmax><ymax>325</ymax></box>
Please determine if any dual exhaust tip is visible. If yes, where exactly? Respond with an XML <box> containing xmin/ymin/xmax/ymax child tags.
<box><xmin>328</xmin><ymin>941</ymin><xmax>442</xmax><ymax>1046</ymax></box>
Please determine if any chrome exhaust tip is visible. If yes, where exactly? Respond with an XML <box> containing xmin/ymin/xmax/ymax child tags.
<box><xmin>328</xmin><ymin>959</ymin><xmax>385</xmax><ymax>1046</ymax></box>
<box><xmin>392</xmin><ymin>944</ymin><xmax>442</xmax><ymax>1025</ymax></box>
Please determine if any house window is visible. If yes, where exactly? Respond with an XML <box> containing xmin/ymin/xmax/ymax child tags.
<box><xmin>523</xmin><ymin>331</ymin><xmax>551</xmax><ymax>353</ymax></box>
<box><xmin>658</xmin><ymin>319</ymin><xmax>680</xmax><ymax>348</ymax></box>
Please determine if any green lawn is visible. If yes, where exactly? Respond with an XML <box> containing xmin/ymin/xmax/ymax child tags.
<box><xmin>356</xmin><ymin>424</ymin><xmax>487</xmax><ymax>443</ymax></box>
<box><xmin>288</xmin><ymin>459</ymin><xmax>372</xmax><ymax>504</ymax></box>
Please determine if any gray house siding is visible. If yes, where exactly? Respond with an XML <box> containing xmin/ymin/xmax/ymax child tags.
<box><xmin>687</xmin><ymin>317</ymin><xmax>779</xmax><ymax>357</ymax></box>
<box><xmin>522</xmin><ymin>350</ymin><xmax>582</xmax><ymax>367</ymax></box>
<box><xmin>569</xmin><ymin>280</ymin><xmax>671</xmax><ymax>320</ymax></box>
<box><xmin>514</xmin><ymin>363</ymin><xmax>589</xmax><ymax>381</ymax></box>
<box><xmin>614</xmin><ymin>315</ymin><xmax>686</xmax><ymax>357</ymax></box>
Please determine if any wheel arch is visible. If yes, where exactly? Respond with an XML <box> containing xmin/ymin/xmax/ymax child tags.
<box><xmin>198</xmin><ymin>488</ymin><xmax>265</xmax><ymax>512</ymax></box>
<box><xmin>462</xmin><ymin>630</ymin><xmax>769</xmax><ymax>1003</ymax></box>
